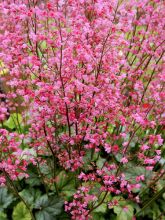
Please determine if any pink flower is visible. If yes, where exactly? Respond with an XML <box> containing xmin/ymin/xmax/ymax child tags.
<box><xmin>0</xmin><ymin>1</ymin><xmax>164</xmax><ymax>219</ymax></box>
<box><xmin>146</xmin><ymin>166</ymin><xmax>154</xmax><ymax>171</ymax></box>
<box><xmin>121</xmin><ymin>157</ymin><xmax>128</xmax><ymax>164</ymax></box>
<box><xmin>136</xmin><ymin>175</ymin><xmax>145</xmax><ymax>182</ymax></box>
<box><xmin>144</xmin><ymin>159</ymin><xmax>155</xmax><ymax>165</ymax></box>
<box><xmin>112</xmin><ymin>145</ymin><xmax>119</xmax><ymax>153</ymax></box>
<box><xmin>140</xmin><ymin>145</ymin><xmax>150</xmax><ymax>151</ymax></box>
<box><xmin>104</xmin><ymin>143</ymin><xmax>111</xmax><ymax>153</ymax></box>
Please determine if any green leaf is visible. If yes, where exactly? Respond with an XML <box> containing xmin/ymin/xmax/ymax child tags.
<box><xmin>92</xmin><ymin>213</ymin><xmax>105</xmax><ymax>220</ymax></box>
<box><xmin>0</xmin><ymin>187</ymin><xmax>14</xmax><ymax>211</ymax></box>
<box><xmin>56</xmin><ymin>171</ymin><xmax>76</xmax><ymax>190</ymax></box>
<box><xmin>56</xmin><ymin>212</ymin><xmax>70</xmax><ymax>220</ymax></box>
<box><xmin>115</xmin><ymin>153</ymin><xmax>122</xmax><ymax>162</ymax></box>
<box><xmin>34</xmin><ymin>195</ymin><xmax>63</xmax><ymax>220</ymax></box>
<box><xmin>163</xmin><ymin>192</ymin><xmax>165</xmax><ymax>201</ymax></box>
<box><xmin>56</xmin><ymin>171</ymin><xmax>76</xmax><ymax>199</ymax></box>
<box><xmin>83</xmin><ymin>149</ymin><xmax>99</xmax><ymax>165</ymax></box>
<box><xmin>40</xmin><ymin>41</ymin><xmax>47</xmax><ymax>50</ymax></box>
<box><xmin>136</xmin><ymin>187</ymin><xmax>165</xmax><ymax>217</ymax></box>
<box><xmin>4</xmin><ymin>113</ymin><xmax>22</xmax><ymax>130</ymax></box>
<box><xmin>62</xmin><ymin>187</ymin><xmax>76</xmax><ymax>199</ymax></box>
<box><xmin>93</xmin><ymin>203</ymin><xmax>107</xmax><ymax>213</ymax></box>
<box><xmin>96</xmin><ymin>156</ymin><xmax>106</xmax><ymax>168</ymax></box>
<box><xmin>0</xmin><ymin>212</ymin><xmax>7</xmax><ymax>220</ymax></box>
<box><xmin>125</xmin><ymin>166</ymin><xmax>152</xmax><ymax>182</ymax></box>
<box><xmin>12</xmin><ymin>202</ymin><xmax>31</xmax><ymax>220</ymax></box>
<box><xmin>39</xmin><ymin>163</ymin><xmax>52</xmax><ymax>178</ymax></box>
<box><xmin>107</xmin><ymin>124</ymin><xmax>115</xmax><ymax>134</ymax></box>
<box><xmin>114</xmin><ymin>205</ymin><xmax>134</xmax><ymax>220</ymax></box>
<box><xmin>20</xmin><ymin>148</ymin><xmax>37</xmax><ymax>160</ymax></box>
<box><xmin>19</xmin><ymin>188</ymin><xmax>41</xmax><ymax>208</ymax></box>
<box><xmin>25</xmin><ymin>165</ymin><xmax>41</xmax><ymax>186</ymax></box>
<box><xmin>56</xmin><ymin>171</ymin><xmax>68</xmax><ymax>190</ymax></box>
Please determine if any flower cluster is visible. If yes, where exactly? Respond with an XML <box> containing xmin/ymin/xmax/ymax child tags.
<box><xmin>0</xmin><ymin>0</ymin><xmax>164</xmax><ymax>219</ymax></box>
<box><xmin>0</xmin><ymin>129</ymin><xmax>34</xmax><ymax>185</ymax></box>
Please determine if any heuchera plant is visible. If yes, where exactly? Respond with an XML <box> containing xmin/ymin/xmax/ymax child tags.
<box><xmin>0</xmin><ymin>0</ymin><xmax>164</xmax><ymax>219</ymax></box>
